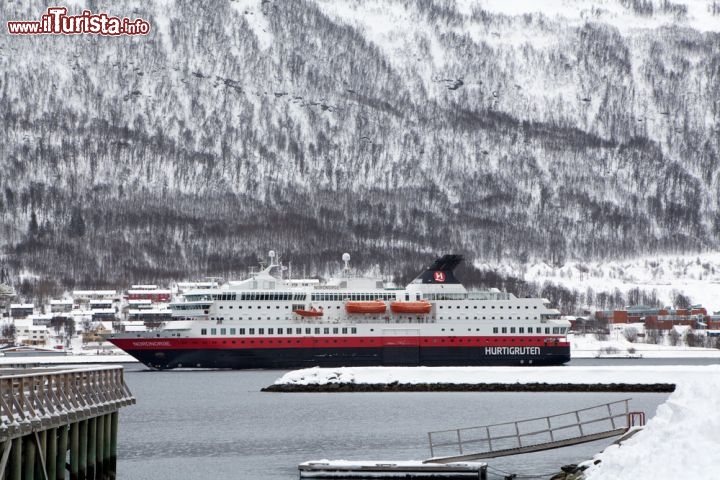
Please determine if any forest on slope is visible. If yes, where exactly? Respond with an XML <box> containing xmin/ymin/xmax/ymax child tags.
<box><xmin>1</xmin><ymin>0</ymin><xmax>719</xmax><ymax>299</ymax></box>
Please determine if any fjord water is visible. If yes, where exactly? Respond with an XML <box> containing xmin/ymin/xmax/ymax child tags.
<box><xmin>117</xmin><ymin>361</ymin><xmax>676</xmax><ymax>480</ymax></box>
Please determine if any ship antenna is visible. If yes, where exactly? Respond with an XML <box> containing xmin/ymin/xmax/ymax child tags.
<box><xmin>269</xmin><ymin>250</ymin><xmax>276</xmax><ymax>266</ymax></box>
<box><xmin>342</xmin><ymin>253</ymin><xmax>351</xmax><ymax>276</ymax></box>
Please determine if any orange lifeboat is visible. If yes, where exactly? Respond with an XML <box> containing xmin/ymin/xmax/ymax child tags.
<box><xmin>345</xmin><ymin>300</ymin><xmax>387</xmax><ymax>314</ymax></box>
<box><xmin>293</xmin><ymin>307</ymin><xmax>324</xmax><ymax>317</ymax></box>
<box><xmin>390</xmin><ymin>301</ymin><xmax>432</xmax><ymax>314</ymax></box>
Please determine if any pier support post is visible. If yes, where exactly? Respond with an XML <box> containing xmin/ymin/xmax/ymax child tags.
<box><xmin>22</xmin><ymin>436</ymin><xmax>35</xmax><ymax>480</ymax></box>
<box><xmin>87</xmin><ymin>418</ymin><xmax>96</xmax><ymax>480</ymax></box>
<box><xmin>109</xmin><ymin>412</ymin><xmax>118</xmax><ymax>479</ymax></box>
<box><xmin>95</xmin><ymin>415</ymin><xmax>104</xmax><ymax>478</ymax></box>
<box><xmin>79</xmin><ymin>420</ymin><xmax>88</xmax><ymax>480</ymax></box>
<box><xmin>57</xmin><ymin>426</ymin><xmax>68</xmax><ymax>480</ymax></box>
<box><xmin>36</xmin><ymin>430</ymin><xmax>48</xmax><ymax>480</ymax></box>
<box><xmin>0</xmin><ymin>440</ymin><xmax>12</xmax><ymax>478</ymax></box>
<box><xmin>103</xmin><ymin>414</ymin><xmax>111</xmax><ymax>480</ymax></box>
<box><xmin>70</xmin><ymin>422</ymin><xmax>79</xmax><ymax>480</ymax></box>
<box><xmin>46</xmin><ymin>428</ymin><xmax>57</xmax><ymax>480</ymax></box>
<box><xmin>11</xmin><ymin>437</ymin><xmax>21</xmax><ymax>480</ymax></box>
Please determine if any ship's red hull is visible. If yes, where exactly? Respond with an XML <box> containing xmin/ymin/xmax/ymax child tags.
<box><xmin>108</xmin><ymin>335</ymin><xmax>571</xmax><ymax>370</ymax></box>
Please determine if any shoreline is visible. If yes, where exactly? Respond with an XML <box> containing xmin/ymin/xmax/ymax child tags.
<box><xmin>0</xmin><ymin>354</ymin><xmax>138</xmax><ymax>367</ymax></box>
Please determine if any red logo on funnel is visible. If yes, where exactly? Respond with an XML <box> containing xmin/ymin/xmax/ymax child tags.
<box><xmin>433</xmin><ymin>271</ymin><xmax>446</xmax><ymax>282</ymax></box>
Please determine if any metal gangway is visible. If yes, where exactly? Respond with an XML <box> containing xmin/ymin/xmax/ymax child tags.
<box><xmin>426</xmin><ymin>399</ymin><xmax>646</xmax><ymax>463</ymax></box>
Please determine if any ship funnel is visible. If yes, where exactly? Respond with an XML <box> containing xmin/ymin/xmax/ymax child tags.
<box><xmin>413</xmin><ymin>254</ymin><xmax>463</xmax><ymax>284</ymax></box>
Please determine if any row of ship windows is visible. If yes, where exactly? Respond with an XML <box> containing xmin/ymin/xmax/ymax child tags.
<box><xmin>209</xmin><ymin>316</ymin><xmax>540</xmax><ymax>321</ymax></box>
<box><xmin>439</xmin><ymin>305</ymin><xmax>538</xmax><ymax>310</ymax></box>
<box><xmin>493</xmin><ymin>326</ymin><xmax>566</xmax><ymax>334</ymax></box>
<box><xmin>181</xmin><ymin>304</ymin><xmax>544</xmax><ymax>312</ymax></box>
<box><xmin>176</xmin><ymin>338</ymin><xmax>555</xmax><ymax>346</ymax></box>
<box><xmin>186</xmin><ymin>293</ymin><xmax>306</xmax><ymax>302</ymax></box>
<box><xmin>201</xmin><ymin>327</ymin><xmax>359</xmax><ymax>335</ymax></box>
<box><xmin>187</xmin><ymin>293</ymin><xmax>523</xmax><ymax>302</ymax></box>
<box><xmin>196</xmin><ymin>326</ymin><xmax>565</xmax><ymax>336</ymax></box>
<box><xmin>187</xmin><ymin>304</ymin><xmax>543</xmax><ymax>312</ymax></box>
<box><xmin>311</xmin><ymin>293</ymin><xmax>397</xmax><ymax>301</ymax></box>
<box><xmin>424</xmin><ymin>293</ymin><xmax>511</xmax><ymax>300</ymax></box>
<box><xmin>218</xmin><ymin>305</ymin><xmax>291</xmax><ymax>310</ymax></box>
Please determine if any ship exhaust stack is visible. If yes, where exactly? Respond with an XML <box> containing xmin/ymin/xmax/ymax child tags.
<box><xmin>414</xmin><ymin>254</ymin><xmax>463</xmax><ymax>284</ymax></box>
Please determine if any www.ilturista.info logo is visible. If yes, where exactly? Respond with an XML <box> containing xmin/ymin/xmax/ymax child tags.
<box><xmin>7</xmin><ymin>7</ymin><xmax>150</xmax><ymax>35</ymax></box>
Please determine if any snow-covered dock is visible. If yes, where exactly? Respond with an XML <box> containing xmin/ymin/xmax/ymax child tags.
<box><xmin>298</xmin><ymin>460</ymin><xmax>487</xmax><ymax>479</ymax></box>
<box><xmin>281</xmin><ymin>365</ymin><xmax>720</xmax><ymax>480</ymax></box>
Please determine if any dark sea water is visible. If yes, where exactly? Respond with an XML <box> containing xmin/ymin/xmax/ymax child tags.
<box><xmin>116</xmin><ymin>359</ymin><xmax>713</xmax><ymax>480</ymax></box>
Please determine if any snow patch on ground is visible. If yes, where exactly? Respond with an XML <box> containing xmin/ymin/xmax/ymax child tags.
<box><xmin>584</xmin><ymin>374</ymin><xmax>720</xmax><ymax>479</ymax></box>
<box><xmin>315</xmin><ymin>0</ymin><xmax>447</xmax><ymax>98</ymax></box>
<box><xmin>478</xmin><ymin>252</ymin><xmax>720</xmax><ymax>313</ymax></box>
<box><xmin>230</xmin><ymin>0</ymin><xmax>274</xmax><ymax>51</ymax></box>
<box><xmin>274</xmin><ymin>364</ymin><xmax>720</xmax><ymax>386</ymax></box>
<box><xmin>150</xmin><ymin>0</ymin><xmax>175</xmax><ymax>54</ymax></box>
<box><xmin>471</xmin><ymin>0</ymin><xmax>720</xmax><ymax>33</ymax></box>
<box><xmin>569</xmin><ymin>331</ymin><xmax>720</xmax><ymax>358</ymax></box>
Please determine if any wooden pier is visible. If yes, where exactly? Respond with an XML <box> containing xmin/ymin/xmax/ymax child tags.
<box><xmin>0</xmin><ymin>365</ymin><xmax>135</xmax><ymax>479</ymax></box>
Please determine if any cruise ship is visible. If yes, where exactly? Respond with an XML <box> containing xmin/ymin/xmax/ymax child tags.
<box><xmin>105</xmin><ymin>253</ymin><xmax>571</xmax><ymax>369</ymax></box>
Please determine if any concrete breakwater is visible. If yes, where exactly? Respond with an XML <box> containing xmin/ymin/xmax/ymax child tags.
<box><xmin>263</xmin><ymin>382</ymin><xmax>675</xmax><ymax>392</ymax></box>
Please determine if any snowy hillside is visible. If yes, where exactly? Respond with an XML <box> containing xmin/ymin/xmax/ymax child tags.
<box><xmin>479</xmin><ymin>251</ymin><xmax>720</xmax><ymax>312</ymax></box>
<box><xmin>1</xmin><ymin>0</ymin><xmax>720</xmax><ymax>292</ymax></box>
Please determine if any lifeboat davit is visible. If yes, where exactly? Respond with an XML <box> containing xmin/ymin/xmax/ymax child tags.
<box><xmin>293</xmin><ymin>307</ymin><xmax>324</xmax><ymax>317</ymax></box>
<box><xmin>345</xmin><ymin>300</ymin><xmax>387</xmax><ymax>314</ymax></box>
<box><xmin>390</xmin><ymin>301</ymin><xmax>432</xmax><ymax>314</ymax></box>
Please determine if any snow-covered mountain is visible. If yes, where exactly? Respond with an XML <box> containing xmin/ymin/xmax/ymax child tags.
<box><xmin>1</xmin><ymin>0</ymin><xmax>720</xmax><ymax>292</ymax></box>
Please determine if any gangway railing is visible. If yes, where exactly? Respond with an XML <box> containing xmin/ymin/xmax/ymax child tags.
<box><xmin>427</xmin><ymin>399</ymin><xmax>637</xmax><ymax>462</ymax></box>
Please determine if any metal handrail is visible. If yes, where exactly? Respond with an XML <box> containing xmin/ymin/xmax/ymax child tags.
<box><xmin>428</xmin><ymin>399</ymin><xmax>631</xmax><ymax>457</ymax></box>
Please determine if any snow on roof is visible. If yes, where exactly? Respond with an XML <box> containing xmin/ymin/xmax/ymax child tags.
<box><xmin>178</xmin><ymin>282</ymin><xmax>218</xmax><ymax>288</ymax></box>
<box><xmin>287</xmin><ymin>279</ymin><xmax>320</xmax><ymax>285</ymax></box>
<box><xmin>72</xmin><ymin>290</ymin><xmax>116</xmax><ymax>296</ymax></box>
<box><xmin>90</xmin><ymin>309</ymin><xmax>115</xmax><ymax>314</ymax></box>
<box><xmin>127</xmin><ymin>289</ymin><xmax>171</xmax><ymax>294</ymax></box>
<box><xmin>128</xmin><ymin>299</ymin><xmax>152</xmax><ymax>304</ymax></box>
<box><xmin>131</xmin><ymin>284</ymin><xmax>158</xmax><ymax>289</ymax></box>
<box><xmin>9</xmin><ymin>303</ymin><xmax>34</xmax><ymax>309</ymax></box>
<box><xmin>50</xmin><ymin>299</ymin><xmax>73</xmax><ymax>305</ymax></box>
